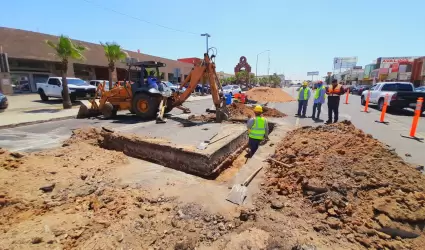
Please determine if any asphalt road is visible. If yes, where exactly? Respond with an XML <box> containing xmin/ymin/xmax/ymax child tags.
<box><xmin>1</xmin><ymin>89</ymin><xmax>424</xmax><ymax>167</ymax></box>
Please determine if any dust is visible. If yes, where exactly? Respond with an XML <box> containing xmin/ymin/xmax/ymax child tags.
<box><xmin>260</xmin><ymin>121</ymin><xmax>425</xmax><ymax>249</ymax></box>
<box><xmin>246</xmin><ymin>87</ymin><xmax>295</xmax><ymax>103</ymax></box>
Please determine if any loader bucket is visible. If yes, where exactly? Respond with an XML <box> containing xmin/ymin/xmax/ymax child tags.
<box><xmin>77</xmin><ymin>100</ymin><xmax>101</xmax><ymax>119</ymax></box>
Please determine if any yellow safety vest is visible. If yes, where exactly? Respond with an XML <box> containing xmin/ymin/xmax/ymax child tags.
<box><xmin>249</xmin><ymin>116</ymin><xmax>266</xmax><ymax>140</ymax></box>
<box><xmin>298</xmin><ymin>87</ymin><xmax>309</xmax><ymax>100</ymax></box>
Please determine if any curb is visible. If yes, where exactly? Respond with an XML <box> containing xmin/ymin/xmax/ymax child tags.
<box><xmin>0</xmin><ymin>115</ymin><xmax>76</xmax><ymax>130</ymax></box>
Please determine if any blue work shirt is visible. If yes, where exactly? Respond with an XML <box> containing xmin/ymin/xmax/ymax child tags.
<box><xmin>147</xmin><ymin>77</ymin><xmax>158</xmax><ymax>90</ymax></box>
<box><xmin>314</xmin><ymin>85</ymin><xmax>326</xmax><ymax>104</ymax></box>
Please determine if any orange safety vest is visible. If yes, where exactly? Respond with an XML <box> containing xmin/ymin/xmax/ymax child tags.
<box><xmin>234</xmin><ymin>93</ymin><xmax>241</xmax><ymax>99</ymax></box>
<box><xmin>240</xmin><ymin>94</ymin><xmax>246</xmax><ymax>103</ymax></box>
<box><xmin>327</xmin><ymin>84</ymin><xmax>342</xmax><ymax>96</ymax></box>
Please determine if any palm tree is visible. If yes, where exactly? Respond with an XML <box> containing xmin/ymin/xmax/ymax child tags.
<box><xmin>46</xmin><ymin>35</ymin><xmax>87</xmax><ymax>109</ymax></box>
<box><xmin>100</xmin><ymin>42</ymin><xmax>128</xmax><ymax>90</ymax></box>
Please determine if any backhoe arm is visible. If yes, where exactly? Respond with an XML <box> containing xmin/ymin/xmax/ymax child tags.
<box><xmin>172</xmin><ymin>53</ymin><xmax>222</xmax><ymax>108</ymax></box>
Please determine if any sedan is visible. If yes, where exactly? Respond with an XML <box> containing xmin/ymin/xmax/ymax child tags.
<box><xmin>162</xmin><ymin>81</ymin><xmax>186</xmax><ymax>93</ymax></box>
<box><xmin>352</xmin><ymin>85</ymin><xmax>371</xmax><ymax>95</ymax></box>
<box><xmin>415</xmin><ymin>86</ymin><xmax>425</xmax><ymax>92</ymax></box>
<box><xmin>0</xmin><ymin>92</ymin><xmax>8</xmax><ymax>111</ymax></box>
<box><xmin>222</xmin><ymin>85</ymin><xmax>242</xmax><ymax>96</ymax></box>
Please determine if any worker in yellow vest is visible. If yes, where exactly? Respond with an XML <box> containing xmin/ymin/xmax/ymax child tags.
<box><xmin>311</xmin><ymin>81</ymin><xmax>326</xmax><ymax>121</ymax></box>
<box><xmin>296</xmin><ymin>81</ymin><xmax>311</xmax><ymax>118</ymax></box>
<box><xmin>247</xmin><ymin>105</ymin><xmax>269</xmax><ymax>157</ymax></box>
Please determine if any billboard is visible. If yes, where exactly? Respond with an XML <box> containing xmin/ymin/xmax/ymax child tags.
<box><xmin>307</xmin><ymin>71</ymin><xmax>319</xmax><ymax>76</ymax></box>
<box><xmin>377</xmin><ymin>57</ymin><xmax>417</xmax><ymax>69</ymax></box>
<box><xmin>333</xmin><ymin>57</ymin><xmax>358</xmax><ymax>70</ymax></box>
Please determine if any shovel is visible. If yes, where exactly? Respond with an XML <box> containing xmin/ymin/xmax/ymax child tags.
<box><xmin>226</xmin><ymin>166</ymin><xmax>263</xmax><ymax>205</ymax></box>
<box><xmin>196</xmin><ymin>133</ymin><xmax>218</xmax><ymax>150</ymax></box>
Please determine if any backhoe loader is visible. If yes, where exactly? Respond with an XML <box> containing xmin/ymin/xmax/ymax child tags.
<box><xmin>78</xmin><ymin>52</ymin><xmax>229</xmax><ymax>123</ymax></box>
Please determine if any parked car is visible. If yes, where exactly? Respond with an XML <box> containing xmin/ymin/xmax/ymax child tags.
<box><xmin>0</xmin><ymin>92</ymin><xmax>8</xmax><ymax>111</ymax></box>
<box><xmin>352</xmin><ymin>85</ymin><xmax>371</xmax><ymax>95</ymax></box>
<box><xmin>37</xmin><ymin>77</ymin><xmax>97</xmax><ymax>102</ymax></box>
<box><xmin>415</xmin><ymin>86</ymin><xmax>425</xmax><ymax>92</ymax></box>
<box><xmin>195</xmin><ymin>84</ymin><xmax>210</xmax><ymax>94</ymax></box>
<box><xmin>161</xmin><ymin>81</ymin><xmax>186</xmax><ymax>93</ymax></box>
<box><xmin>361</xmin><ymin>82</ymin><xmax>425</xmax><ymax>113</ymax></box>
<box><xmin>222</xmin><ymin>85</ymin><xmax>242</xmax><ymax>95</ymax></box>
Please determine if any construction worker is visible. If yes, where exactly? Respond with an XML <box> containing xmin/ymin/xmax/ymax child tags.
<box><xmin>326</xmin><ymin>79</ymin><xmax>344</xmax><ymax>124</ymax></box>
<box><xmin>296</xmin><ymin>81</ymin><xmax>311</xmax><ymax>118</ymax></box>
<box><xmin>247</xmin><ymin>105</ymin><xmax>269</xmax><ymax>157</ymax></box>
<box><xmin>311</xmin><ymin>81</ymin><xmax>326</xmax><ymax>121</ymax></box>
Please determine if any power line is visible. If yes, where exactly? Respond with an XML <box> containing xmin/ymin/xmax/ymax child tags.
<box><xmin>81</xmin><ymin>0</ymin><xmax>199</xmax><ymax>36</ymax></box>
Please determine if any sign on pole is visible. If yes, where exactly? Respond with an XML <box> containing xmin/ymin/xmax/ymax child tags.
<box><xmin>307</xmin><ymin>71</ymin><xmax>319</xmax><ymax>76</ymax></box>
<box><xmin>333</xmin><ymin>57</ymin><xmax>358</xmax><ymax>70</ymax></box>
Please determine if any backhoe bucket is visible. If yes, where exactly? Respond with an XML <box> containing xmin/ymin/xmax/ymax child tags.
<box><xmin>77</xmin><ymin>100</ymin><xmax>101</xmax><ymax>119</ymax></box>
<box><xmin>216</xmin><ymin>106</ymin><xmax>230</xmax><ymax>123</ymax></box>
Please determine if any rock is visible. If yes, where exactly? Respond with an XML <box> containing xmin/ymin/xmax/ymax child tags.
<box><xmin>326</xmin><ymin>217</ymin><xmax>342</xmax><ymax>229</ymax></box>
<box><xmin>376</xmin><ymin>231</ymin><xmax>392</xmax><ymax>240</ymax></box>
<box><xmin>10</xmin><ymin>152</ymin><xmax>24</xmax><ymax>158</ymax></box>
<box><xmin>75</xmin><ymin>185</ymin><xmax>97</xmax><ymax>197</ymax></box>
<box><xmin>353</xmin><ymin>170</ymin><xmax>368</xmax><ymax>176</ymax></box>
<box><xmin>47</xmin><ymin>239</ymin><xmax>54</xmax><ymax>244</ymax></box>
<box><xmin>355</xmin><ymin>237</ymin><xmax>371</xmax><ymax>248</ymax></box>
<box><xmin>39</xmin><ymin>183</ymin><xmax>55</xmax><ymax>193</ymax></box>
<box><xmin>327</xmin><ymin>208</ymin><xmax>337</xmax><ymax>216</ymax></box>
<box><xmin>31</xmin><ymin>237</ymin><xmax>43</xmax><ymax>244</ymax></box>
<box><xmin>405</xmin><ymin>153</ymin><xmax>412</xmax><ymax>157</ymax></box>
<box><xmin>313</xmin><ymin>225</ymin><xmax>327</xmax><ymax>232</ymax></box>
<box><xmin>218</xmin><ymin>222</ymin><xmax>226</xmax><ymax>231</ymax></box>
<box><xmin>379</xmin><ymin>227</ymin><xmax>420</xmax><ymax>239</ymax></box>
<box><xmin>203</xmin><ymin>216</ymin><xmax>211</xmax><ymax>222</ymax></box>
<box><xmin>375</xmin><ymin>214</ymin><xmax>392</xmax><ymax>227</ymax></box>
<box><xmin>0</xmin><ymin>198</ymin><xmax>8</xmax><ymax>206</ymax></box>
<box><xmin>291</xmin><ymin>244</ymin><xmax>317</xmax><ymax>250</ymax></box>
<box><xmin>239</xmin><ymin>210</ymin><xmax>249</xmax><ymax>221</ymax></box>
<box><xmin>116</xmin><ymin>233</ymin><xmax>124</xmax><ymax>242</ymax></box>
<box><xmin>80</xmin><ymin>174</ymin><xmax>88</xmax><ymax>180</ymax></box>
<box><xmin>270</xmin><ymin>200</ymin><xmax>285</xmax><ymax>209</ymax></box>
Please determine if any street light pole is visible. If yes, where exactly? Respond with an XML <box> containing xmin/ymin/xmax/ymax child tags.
<box><xmin>200</xmin><ymin>33</ymin><xmax>211</xmax><ymax>54</ymax></box>
<box><xmin>256</xmin><ymin>49</ymin><xmax>270</xmax><ymax>86</ymax></box>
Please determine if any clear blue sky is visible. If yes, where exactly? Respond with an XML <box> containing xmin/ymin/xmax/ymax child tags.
<box><xmin>1</xmin><ymin>0</ymin><xmax>424</xmax><ymax>80</ymax></box>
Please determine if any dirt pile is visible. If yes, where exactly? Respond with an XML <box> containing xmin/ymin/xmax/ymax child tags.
<box><xmin>262</xmin><ymin>121</ymin><xmax>425</xmax><ymax>249</ymax></box>
<box><xmin>188</xmin><ymin>114</ymin><xmax>216</xmax><ymax>122</ymax></box>
<box><xmin>228</xmin><ymin>103</ymin><xmax>286</xmax><ymax>118</ymax></box>
<box><xmin>246</xmin><ymin>87</ymin><xmax>295</xmax><ymax>103</ymax></box>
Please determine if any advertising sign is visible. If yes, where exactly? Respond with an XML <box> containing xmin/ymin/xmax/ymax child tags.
<box><xmin>378</xmin><ymin>57</ymin><xmax>417</xmax><ymax>69</ymax></box>
<box><xmin>333</xmin><ymin>57</ymin><xmax>358</xmax><ymax>70</ymax></box>
<box><xmin>307</xmin><ymin>71</ymin><xmax>319</xmax><ymax>76</ymax></box>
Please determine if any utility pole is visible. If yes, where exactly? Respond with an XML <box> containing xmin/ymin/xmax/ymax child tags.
<box><xmin>200</xmin><ymin>33</ymin><xmax>211</xmax><ymax>54</ymax></box>
<box><xmin>267</xmin><ymin>51</ymin><xmax>270</xmax><ymax>85</ymax></box>
<box><xmin>256</xmin><ymin>50</ymin><xmax>270</xmax><ymax>86</ymax></box>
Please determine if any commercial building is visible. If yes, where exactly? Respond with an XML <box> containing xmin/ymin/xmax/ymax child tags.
<box><xmin>411</xmin><ymin>57</ymin><xmax>425</xmax><ymax>86</ymax></box>
<box><xmin>0</xmin><ymin>27</ymin><xmax>194</xmax><ymax>94</ymax></box>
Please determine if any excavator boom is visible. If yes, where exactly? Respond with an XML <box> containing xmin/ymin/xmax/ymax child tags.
<box><xmin>171</xmin><ymin>53</ymin><xmax>228</xmax><ymax>122</ymax></box>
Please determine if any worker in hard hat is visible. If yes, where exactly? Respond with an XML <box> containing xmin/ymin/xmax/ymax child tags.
<box><xmin>296</xmin><ymin>81</ymin><xmax>311</xmax><ymax>118</ymax></box>
<box><xmin>326</xmin><ymin>79</ymin><xmax>345</xmax><ymax>124</ymax></box>
<box><xmin>311</xmin><ymin>81</ymin><xmax>326</xmax><ymax>121</ymax></box>
<box><xmin>247</xmin><ymin>105</ymin><xmax>269</xmax><ymax>157</ymax></box>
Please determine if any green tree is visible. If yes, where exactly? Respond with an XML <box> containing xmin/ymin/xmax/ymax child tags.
<box><xmin>258</xmin><ymin>77</ymin><xmax>268</xmax><ymax>86</ymax></box>
<box><xmin>46</xmin><ymin>35</ymin><xmax>87</xmax><ymax>109</ymax></box>
<box><xmin>100</xmin><ymin>42</ymin><xmax>128</xmax><ymax>90</ymax></box>
<box><xmin>270</xmin><ymin>73</ymin><xmax>282</xmax><ymax>88</ymax></box>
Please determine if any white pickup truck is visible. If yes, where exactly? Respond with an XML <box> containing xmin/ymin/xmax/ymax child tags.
<box><xmin>36</xmin><ymin>77</ymin><xmax>97</xmax><ymax>102</ymax></box>
<box><xmin>361</xmin><ymin>82</ymin><xmax>425</xmax><ymax>113</ymax></box>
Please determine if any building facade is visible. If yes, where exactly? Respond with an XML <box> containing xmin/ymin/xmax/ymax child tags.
<box><xmin>0</xmin><ymin>27</ymin><xmax>194</xmax><ymax>94</ymax></box>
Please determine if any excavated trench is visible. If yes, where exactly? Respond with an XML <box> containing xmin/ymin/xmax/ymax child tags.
<box><xmin>92</xmin><ymin>122</ymin><xmax>275</xmax><ymax>179</ymax></box>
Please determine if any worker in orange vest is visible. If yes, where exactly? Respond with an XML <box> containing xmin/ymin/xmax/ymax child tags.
<box><xmin>326</xmin><ymin>79</ymin><xmax>345</xmax><ymax>124</ymax></box>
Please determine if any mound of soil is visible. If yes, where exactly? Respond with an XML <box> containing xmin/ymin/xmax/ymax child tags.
<box><xmin>246</xmin><ymin>87</ymin><xmax>295</xmax><ymax>103</ymax></box>
<box><xmin>262</xmin><ymin>121</ymin><xmax>425</xmax><ymax>249</ymax></box>
<box><xmin>188</xmin><ymin>114</ymin><xmax>216</xmax><ymax>122</ymax></box>
<box><xmin>228</xmin><ymin>103</ymin><xmax>286</xmax><ymax>118</ymax></box>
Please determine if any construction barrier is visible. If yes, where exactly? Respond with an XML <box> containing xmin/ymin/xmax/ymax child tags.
<box><xmin>375</xmin><ymin>94</ymin><xmax>389</xmax><ymax>124</ymax></box>
<box><xmin>401</xmin><ymin>97</ymin><xmax>424</xmax><ymax>141</ymax></box>
<box><xmin>344</xmin><ymin>89</ymin><xmax>350</xmax><ymax>104</ymax></box>
<box><xmin>362</xmin><ymin>91</ymin><xmax>371</xmax><ymax>113</ymax></box>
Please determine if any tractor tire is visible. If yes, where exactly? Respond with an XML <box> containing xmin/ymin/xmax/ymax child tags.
<box><xmin>101</xmin><ymin>102</ymin><xmax>115</xmax><ymax>119</ymax></box>
<box><xmin>132</xmin><ymin>93</ymin><xmax>159</xmax><ymax>119</ymax></box>
<box><xmin>361</xmin><ymin>96</ymin><xmax>366</xmax><ymax>106</ymax></box>
<box><xmin>38</xmin><ymin>89</ymin><xmax>49</xmax><ymax>101</ymax></box>
<box><xmin>164</xmin><ymin>98</ymin><xmax>174</xmax><ymax>114</ymax></box>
